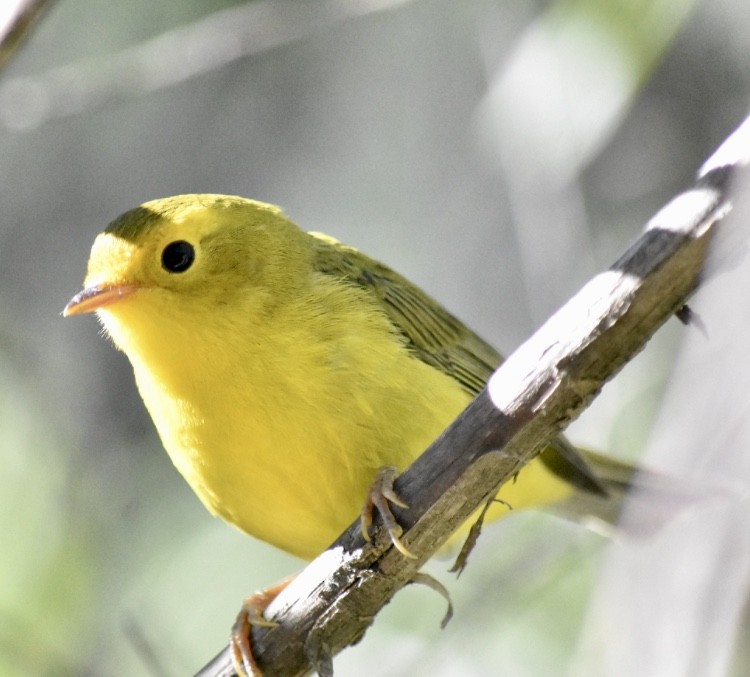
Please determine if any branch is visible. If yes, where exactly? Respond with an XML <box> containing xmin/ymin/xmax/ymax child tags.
<box><xmin>197</xmin><ymin>116</ymin><xmax>750</xmax><ymax>677</ymax></box>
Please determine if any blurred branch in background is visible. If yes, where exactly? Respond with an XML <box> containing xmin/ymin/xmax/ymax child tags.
<box><xmin>0</xmin><ymin>0</ymin><xmax>414</xmax><ymax>131</ymax></box>
<box><xmin>0</xmin><ymin>0</ymin><xmax>55</xmax><ymax>71</ymax></box>
<box><xmin>477</xmin><ymin>0</ymin><xmax>700</xmax><ymax>321</ymax></box>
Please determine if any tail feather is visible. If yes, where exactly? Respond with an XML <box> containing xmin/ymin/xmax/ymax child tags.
<box><xmin>554</xmin><ymin>449</ymin><xmax>714</xmax><ymax>537</ymax></box>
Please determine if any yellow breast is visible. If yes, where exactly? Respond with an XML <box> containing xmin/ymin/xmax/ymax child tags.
<box><xmin>103</xmin><ymin>277</ymin><xmax>471</xmax><ymax>558</ymax></box>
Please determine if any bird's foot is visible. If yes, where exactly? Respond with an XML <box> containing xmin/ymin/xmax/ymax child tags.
<box><xmin>360</xmin><ymin>465</ymin><xmax>417</xmax><ymax>559</ymax></box>
<box><xmin>231</xmin><ymin>576</ymin><xmax>294</xmax><ymax>676</ymax></box>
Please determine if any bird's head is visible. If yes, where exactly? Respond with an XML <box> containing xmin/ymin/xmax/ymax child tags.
<box><xmin>64</xmin><ymin>194</ymin><xmax>311</xmax><ymax>354</ymax></box>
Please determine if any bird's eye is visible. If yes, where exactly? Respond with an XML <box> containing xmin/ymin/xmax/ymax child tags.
<box><xmin>161</xmin><ymin>241</ymin><xmax>195</xmax><ymax>273</ymax></box>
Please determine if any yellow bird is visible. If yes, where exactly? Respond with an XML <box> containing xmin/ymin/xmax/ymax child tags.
<box><xmin>64</xmin><ymin>194</ymin><xmax>636</xmax><ymax>671</ymax></box>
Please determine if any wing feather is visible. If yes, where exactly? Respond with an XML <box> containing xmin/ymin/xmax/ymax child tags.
<box><xmin>311</xmin><ymin>233</ymin><xmax>499</xmax><ymax>397</ymax></box>
<box><xmin>310</xmin><ymin>232</ymin><xmax>608</xmax><ymax>497</ymax></box>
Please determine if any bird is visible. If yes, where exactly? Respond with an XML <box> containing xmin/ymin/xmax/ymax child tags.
<box><xmin>64</xmin><ymin>194</ymin><xmax>640</xmax><ymax>674</ymax></box>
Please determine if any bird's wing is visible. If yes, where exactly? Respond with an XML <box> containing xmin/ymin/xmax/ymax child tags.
<box><xmin>310</xmin><ymin>232</ymin><xmax>608</xmax><ymax>497</ymax></box>
<box><xmin>311</xmin><ymin>232</ymin><xmax>500</xmax><ymax>397</ymax></box>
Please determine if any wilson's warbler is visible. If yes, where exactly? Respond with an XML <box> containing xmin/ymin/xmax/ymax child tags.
<box><xmin>64</xmin><ymin>194</ymin><xmax>637</xmax><ymax>671</ymax></box>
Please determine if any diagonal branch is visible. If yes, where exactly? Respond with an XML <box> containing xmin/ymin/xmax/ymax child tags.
<box><xmin>197</xmin><ymin>116</ymin><xmax>750</xmax><ymax>677</ymax></box>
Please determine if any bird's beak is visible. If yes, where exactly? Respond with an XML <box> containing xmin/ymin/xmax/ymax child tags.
<box><xmin>63</xmin><ymin>284</ymin><xmax>140</xmax><ymax>317</ymax></box>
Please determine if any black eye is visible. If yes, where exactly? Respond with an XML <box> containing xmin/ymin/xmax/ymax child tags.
<box><xmin>161</xmin><ymin>240</ymin><xmax>195</xmax><ymax>273</ymax></box>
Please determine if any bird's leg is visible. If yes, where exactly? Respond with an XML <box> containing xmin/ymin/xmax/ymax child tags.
<box><xmin>231</xmin><ymin>575</ymin><xmax>295</xmax><ymax>677</ymax></box>
<box><xmin>360</xmin><ymin>465</ymin><xmax>417</xmax><ymax>559</ymax></box>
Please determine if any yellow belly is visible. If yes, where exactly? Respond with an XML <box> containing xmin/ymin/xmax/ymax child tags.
<box><xmin>135</xmin><ymin>342</ymin><xmax>572</xmax><ymax>560</ymax></box>
<box><xmin>111</xmin><ymin>280</ymin><xmax>575</xmax><ymax>560</ymax></box>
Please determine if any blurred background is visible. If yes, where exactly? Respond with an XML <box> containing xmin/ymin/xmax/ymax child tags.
<box><xmin>1</xmin><ymin>0</ymin><xmax>749</xmax><ymax>675</ymax></box>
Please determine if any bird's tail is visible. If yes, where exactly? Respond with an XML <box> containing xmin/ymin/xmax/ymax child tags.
<box><xmin>554</xmin><ymin>449</ymin><xmax>713</xmax><ymax>537</ymax></box>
